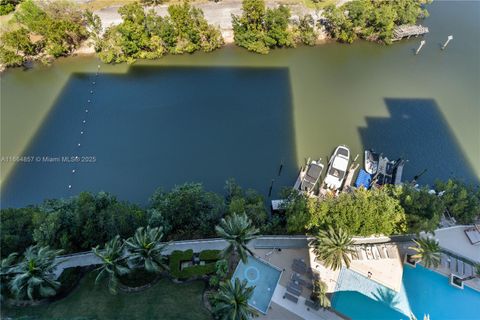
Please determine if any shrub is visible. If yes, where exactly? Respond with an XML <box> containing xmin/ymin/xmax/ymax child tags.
<box><xmin>199</xmin><ymin>250</ymin><xmax>220</xmax><ymax>261</ymax></box>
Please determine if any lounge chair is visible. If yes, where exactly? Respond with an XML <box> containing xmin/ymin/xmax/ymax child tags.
<box><xmin>287</xmin><ymin>284</ymin><xmax>302</xmax><ymax>296</ymax></box>
<box><xmin>284</xmin><ymin>292</ymin><xmax>299</xmax><ymax>303</ymax></box>
<box><xmin>292</xmin><ymin>263</ymin><xmax>307</xmax><ymax>274</ymax></box>
<box><xmin>291</xmin><ymin>273</ymin><xmax>308</xmax><ymax>286</ymax></box>
<box><xmin>457</xmin><ymin>260</ymin><xmax>465</xmax><ymax>276</ymax></box>
<box><xmin>441</xmin><ymin>253</ymin><xmax>449</xmax><ymax>269</ymax></box>
<box><xmin>356</xmin><ymin>247</ymin><xmax>365</xmax><ymax>260</ymax></box>
<box><xmin>386</xmin><ymin>246</ymin><xmax>398</xmax><ymax>259</ymax></box>
<box><xmin>289</xmin><ymin>281</ymin><xmax>303</xmax><ymax>292</ymax></box>
<box><xmin>450</xmin><ymin>258</ymin><xmax>457</xmax><ymax>273</ymax></box>
<box><xmin>372</xmin><ymin>246</ymin><xmax>381</xmax><ymax>260</ymax></box>
<box><xmin>464</xmin><ymin>263</ymin><xmax>474</xmax><ymax>277</ymax></box>
<box><xmin>377</xmin><ymin>245</ymin><xmax>386</xmax><ymax>259</ymax></box>
<box><xmin>305</xmin><ymin>299</ymin><xmax>320</xmax><ymax>311</ymax></box>
<box><xmin>365</xmin><ymin>246</ymin><xmax>374</xmax><ymax>260</ymax></box>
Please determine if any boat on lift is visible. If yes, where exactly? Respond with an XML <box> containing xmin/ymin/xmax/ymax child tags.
<box><xmin>299</xmin><ymin>160</ymin><xmax>324</xmax><ymax>193</ymax></box>
<box><xmin>324</xmin><ymin>145</ymin><xmax>350</xmax><ymax>190</ymax></box>
<box><xmin>364</xmin><ymin>149</ymin><xmax>380</xmax><ymax>175</ymax></box>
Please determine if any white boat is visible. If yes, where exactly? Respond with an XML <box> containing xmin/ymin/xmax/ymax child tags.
<box><xmin>299</xmin><ymin>160</ymin><xmax>324</xmax><ymax>193</ymax></box>
<box><xmin>364</xmin><ymin>149</ymin><xmax>380</xmax><ymax>175</ymax></box>
<box><xmin>324</xmin><ymin>146</ymin><xmax>350</xmax><ymax>190</ymax></box>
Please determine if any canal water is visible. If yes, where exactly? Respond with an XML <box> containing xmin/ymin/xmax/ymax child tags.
<box><xmin>1</xmin><ymin>1</ymin><xmax>479</xmax><ymax>207</ymax></box>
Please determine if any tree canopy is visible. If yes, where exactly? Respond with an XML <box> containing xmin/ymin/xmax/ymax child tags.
<box><xmin>435</xmin><ymin>179</ymin><xmax>480</xmax><ymax>224</ymax></box>
<box><xmin>232</xmin><ymin>0</ymin><xmax>296</xmax><ymax>54</ymax></box>
<box><xmin>96</xmin><ymin>2</ymin><xmax>223</xmax><ymax>64</ymax></box>
<box><xmin>0</xmin><ymin>0</ymin><xmax>88</xmax><ymax>66</ymax></box>
<box><xmin>150</xmin><ymin>183</ymin><xmax>225</xmax><ymax>240</ymax></box>
<box><xmin>285</xmin><ymin>188</ymin><xmax>407</xmax><ymax>236</ymax></box>
<box><xmin>323</xmin><ymin>0</ymin><xmax>430</xmax><ymax>44</ymax></box>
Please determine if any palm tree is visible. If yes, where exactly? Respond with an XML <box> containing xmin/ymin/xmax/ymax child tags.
<box><xmin>1</xmin><ymin>252</ymin><xmax>18</xmax><ymax>301</ymax></box>
<box><xmin>311</xmin><ymin>226</ymin><xmax>355</xmax><ymax>271</ymax></box>
<box><xmin>311</xmin><ymin>279</ymin><xmax>331</xmax><ymax>309</ymax></box>
<box><xmin>409</xmin><ymin>237</ymin><xmax>441</xmax><ymax>268</ymax></box>
<box><xmin>124</xmin><ymin>225</ymin><xmax>169</xmax><ymax>273</ymax></box>
<box><xmin>215</xmin><ymin>212</ymin><xmax>259</xmax><ymax>264</ymax></box>
<box><xmin>9</xmin><ymin>246</ymin><xmax>63</xmax><ymax>300</ymax></box>
<box><xmin>92</xmin><ymin>235</ymin><xmax>130</xmax><ymax>295</ymax></box>
<box><xmin>212</xmin><ymin>278</ymin><xmax>259</xmax><ymax>320</ymax></box>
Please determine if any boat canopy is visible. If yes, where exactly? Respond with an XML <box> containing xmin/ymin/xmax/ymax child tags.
<box><xmin>355</xmin><ymin>169</ymin><xmax>372</xmax><ymax>188</ymax></box>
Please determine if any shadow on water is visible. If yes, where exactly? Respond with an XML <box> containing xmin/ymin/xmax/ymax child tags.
<box><xmin>1</xmin><ymin>66</ymin><xmax>298</xmax><ymax>208</ymax></box>
<box><xmin>333</xmin><ymin>290</ymin><xmax>407</xmax><ymax>320</ymax></box>
<box><xmin>371</xmin><ymin>286</ymin><xmax>400</xmax><ymax>309</ymax></box>
<box><xmin>359</xmin><ymin>98</ymin><xmax>479</xmax><ymax>186</ymax></box>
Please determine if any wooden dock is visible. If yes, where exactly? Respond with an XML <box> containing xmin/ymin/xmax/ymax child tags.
<box><xmin>342</xmin><ymin>162</ymin><xmax>360</xmax><ymax>192</ymax></box>
<box><xmin>392</xmin><ymin>25</ymin><xmax>429</xmax><ymax>41</ymax></box>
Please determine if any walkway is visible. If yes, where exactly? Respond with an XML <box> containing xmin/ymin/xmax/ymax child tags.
<box><xmin>53</xmin><ymin>238</ymin><xmax>229</xmax><ymax>278</ymax></box>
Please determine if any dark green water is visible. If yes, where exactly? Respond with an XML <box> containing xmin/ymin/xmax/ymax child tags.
<box><xmin>1</xmin><ymin>1</ymin><xmax>479</xmax><ymax>207</ymax></box>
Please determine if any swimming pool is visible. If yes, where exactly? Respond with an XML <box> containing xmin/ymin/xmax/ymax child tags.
<box><xmin>332</xmin><ymin>265</ymin><xmax>480</xmax><ymax>320</ymax></box>
<box><xmin>231</xmin><ymin>256</ymin><xmax>282</xmax><ymax>314</ymax></box>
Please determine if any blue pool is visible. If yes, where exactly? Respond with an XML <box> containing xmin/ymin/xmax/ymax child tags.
<box><xmin>232</xmin><ymin>257</ymin><xmax>282</xmax><ymax>314</ymax></box>
<box><xmin>333</xmin><ymin>265</ymin><xmax>480</xmax><ymax>320</ymax></box>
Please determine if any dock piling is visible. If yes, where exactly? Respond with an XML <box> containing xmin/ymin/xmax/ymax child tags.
<box><xmin>278</xmin><ymin>160</ymin><xmax>284</xmax><ymax>176</ymax></box>
<box><xmin>268</xmin><ymin>179</ymin><xmax>274</xmax><ymax>197</ymax></box>
<box><xmin>415</xmin><ymin>40</ymin><xmax>426</xmax><ymax>55</ymax></box>
<box><xmin>441</xmin><ymin>35</ymin><xmax>453</xmax><ymax>50</ymax></box>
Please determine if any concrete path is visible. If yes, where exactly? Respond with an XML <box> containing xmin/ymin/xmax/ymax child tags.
<box><xmin>53</xmin><ymin>238</ymin><xmax>229</xmax><ymax>278</ymax></box>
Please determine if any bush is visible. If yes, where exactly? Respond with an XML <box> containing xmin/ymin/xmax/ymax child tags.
<box><xmin>199</xmin><ymin>250</ymin><xmax>220</xmax><ymax>261</ymax></box>
<box><xmin>0</xmin><ymin>3</ymin><xmax>15</xmax><ymax>15</ymax></box>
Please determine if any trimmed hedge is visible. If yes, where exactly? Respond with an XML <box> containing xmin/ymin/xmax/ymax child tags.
<box><xmin>198</xmin><ymin>250</ymin><xmax>220</xmax><ymax>261</ymax></box>
<box><xmin>169</xmin><ymin>249</ymin><xmax>220</xmax><ymax>279</ymax></box>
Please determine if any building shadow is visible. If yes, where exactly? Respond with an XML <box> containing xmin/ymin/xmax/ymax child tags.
<box><xmin>1</xmin><ymin>66</ymin><xmax>298</xmax><ymax>208</ymax></box>
<box><xmin>333</xmin><ymin>290</ymin><xmax>408</xmax><ymax>320</ymax></box>
<box><xmin>359</xmin><ymin>98</ymin><xmax>479</xmax><ymax>186</ymax></box>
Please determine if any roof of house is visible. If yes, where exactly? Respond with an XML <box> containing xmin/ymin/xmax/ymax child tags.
<box><xmin>430</xmin><ymin>226</ymin><xmax>480</xmax><ymax>264</ymax></box>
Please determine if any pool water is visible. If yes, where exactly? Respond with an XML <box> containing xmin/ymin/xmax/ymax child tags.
<box><xmin>333</xmin><ymin>265</ymin><xmax>480</xmax><ymax>320</ymax></box>
<box><xmin>231</xmin><ymin>257</ymin><xmax>282</xmax><ymax>314</ymax></box>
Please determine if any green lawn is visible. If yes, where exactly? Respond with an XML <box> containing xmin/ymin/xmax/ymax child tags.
<box><xmin>3</xmin><ymin>273</ymin><xmax>212</xmax><ymax>320</ymax></box>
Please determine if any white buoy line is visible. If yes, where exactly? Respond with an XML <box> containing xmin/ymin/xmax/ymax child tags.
<box><xmin>68</xmin><ymin>64</ymin><xmax>101</xmax><ymax>191</ymax></box>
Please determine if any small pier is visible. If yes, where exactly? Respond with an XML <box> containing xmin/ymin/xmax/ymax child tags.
<box><xmin>392</xmin><ymin>25</ymin><xmax>429</xmax><ymax>41</ymax></box>
<box><xmin>342</xmin><ymin>162</ymin><xmax>360</xmax><ymax>192</ymax></box>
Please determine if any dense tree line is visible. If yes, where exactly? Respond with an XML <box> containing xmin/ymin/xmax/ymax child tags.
<box><xmin>284</xmin><ymin>178</ymin><xmax>479</xmax><ymax>236</ymax></box>
<box><xmin>0</xmin><ymin>181</ymin><xmax>274</xmax><ymax>260</ymax></box>
<box><xmin>232</xmin><ymin>0</ymin><xmax>318</xmax><ymax>54</ymax></box>
<box><xmin>323</xmin><ymin>0</ymin><xmax>430</xmax><ymax>44</ymax></box>
<box><xmin>2</xmin><ymin>178</ymin><xmax>477</xmax><ymax>260</ymax></box>
<box><xmin>95</xmin><ymin>2</ymin><xmax>223</xmax><ymax>64</ymax></box>
<box><xmin>0</xmin><ymin>0</ymin><xmax>88</xmax><ymax>67</ymax></box>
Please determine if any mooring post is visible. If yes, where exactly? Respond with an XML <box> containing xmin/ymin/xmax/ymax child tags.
<box><xmin>278</xmin><ymin>160</ymin><xmax>284</xmax><ymax>176</ymax></box>
<box><xmin>441</xmin><ymin>35</ymin><xmax>453</xmax><ymax>50</ymax></box>
<box><xmin>415</xmin><ymin>40</ymin><xmax>426</xmax><ymax>55</ymax></box>
<box><xmin>268</xmin><ymin>179</ymin><xmax>274</xmax><ymax>197</ymax></box>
